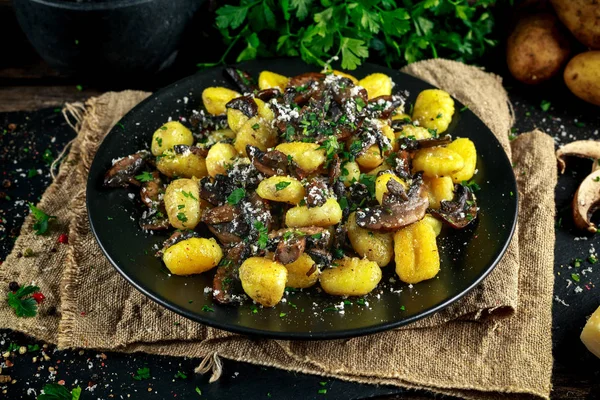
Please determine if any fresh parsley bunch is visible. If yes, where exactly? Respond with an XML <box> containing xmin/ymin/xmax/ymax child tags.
<box><xmin>203</xmin><ymin>0</ymin><xmax>498</xmax><ymax>70</ymax></box>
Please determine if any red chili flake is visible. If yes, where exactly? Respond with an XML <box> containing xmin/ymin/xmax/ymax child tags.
<box><xmin>58</xmin><ymin>380</ymin><xmax>65</xmax><ymax>385</ymax></box>
<box><xmin>585</xmin><ymin>285</ymin><xmax>591</xmax><ymax>290</ymax></box>
<box><xmin>58</xmin><ymin>234</ymin><xmax>68</xmax><ymax>244</ymax></box>
<box><xmin>33</xmin><ymin>292</ymin><xmax>45</xmax><ymax>304</ymax></box>
<box><xmin>80</xmin><ymin>312</ymin><xmax>86</xmax><ymax>316</ymax></box>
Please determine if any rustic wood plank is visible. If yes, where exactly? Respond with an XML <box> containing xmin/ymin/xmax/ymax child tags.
<box><xmin>0</xmin><ymin>86</ymin><xmax>101</xmax><ymax>112</ymax></box>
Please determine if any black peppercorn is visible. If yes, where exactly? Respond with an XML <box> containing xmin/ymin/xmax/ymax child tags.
<box><xmin>8</xmin><ymin>281</ymin><xmax>19</xmax><ymax>292</ymax></box>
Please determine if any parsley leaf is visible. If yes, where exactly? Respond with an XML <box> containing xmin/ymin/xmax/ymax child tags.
<box><xmin>227</xmin><ymin>188</ymin><xmax>246</xmax><ymax>205</ymax></box>
<box><xmin>38</xmin><ymin>383</ymin><xmax>82</xmax><ymax>400</ymax></box>
<box><xmin>461</xmin><ymin>180</ymin><xmax>481</xmax><ymax>192</ymax></box>
<box><xmin>540</xmin><ymin>100</ymin><xmax>551</xmax><ymax>112</ymax></box>
<box><xmin>275</xmin><ymin>181</ymin><xmax>291</xmax><ymax>191</ymax></box>
<box><xmin>254</xmin><ymin>220</ymin><xmax>269</xmax><ymax>249</ymax></box>
<box><xmin>175</xmin><ymin>371</ymin><xmax>188</xmax><ymax>379</ymax></box>
<box><xmin>182</xmin><ymin>191</ymin><xmax>198</xmax><ymax>200</ymax></box>
<box><xmin>133</xmin><ymin>367</ymin><xmax>151</xmax><ymax>381</ymax></box>
<box><xmin>7</xmin><ymin>285</ymin><xmax>40</xmax><ymax>318</ymax></box>
<box><xmin>177</xmin><ymin>212</ymin><xmax>188</xmax><ymax>223</ymax></box>
<box><xmin>135</xmin><ymin>171</ymin><xmax>154</xmax><ymax>182</ymax></box>
<box><xmin>28</xmin><ymin>203</ymin><xmax>56</xmax><ymax>235</ymax></box>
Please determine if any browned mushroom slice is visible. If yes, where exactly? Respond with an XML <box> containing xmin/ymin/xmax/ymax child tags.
<box><xmin>255</xmin><ymin>88</ymin><xmax>281</xmax><ymax>102</ymax></box>
<box><xmin>355</xmin><ymin>173</ymin><xmax>429</xmax><ymax>231</ymax></box>
<box><xmin>207</xmin><ymin>220</ymin><xmax>247</xmax><ymax>245</ymax></box>
<box><xmin>392</xmin><ymin>150</ymin><xmax>412</xmax><ymax>180</ymax></box>
<box><xmin>226</xmin><ymin>95</ymin><xmax>258</xmax><ymax>118</ymax></box>
<box><xmin>556</xmin><ymin>140</ymin><xmax>600</xmax><ymax>174</ymax></box>
<box><xmin>288</xmin><ymin>72</ymin><xmax>326</xmax><ymax>87</ymax></box>
<box><xmin>247</xmin><ymin>145</ymin><xmax>289</xmax><ymax>177</ymax></box>
<box><xmin>275</xmin><ymin>235</ymin><xmax>306</xmax><ymax>265</ymax></box>
<box><xmin>305</xmin><ymin>179</ymin><xmax>329</xmax><ymax>208</ymax></box>
<box><xmin>328</xmin><ymin>154</ymin><xmax>341</xmax><ymax>185</ymax></box>
<box><xmin>140</xmin><ymin>171</ymin><xmax>164</xmax><ymax>208</ymax></box>
<box><xmin>202</xmin><ymin>204</ymin><xmax>239</xmax><ymax>224</ymax></box>
<box><xmin>224</xmin><ymin>68</ymin><xmax>257</xmax><ymax>93</ymax></box>
<box><xmin>199</xmin><ymin>175</ymin><xmax>238</xmax><ymax>206</ymax></box>
<box><xmin>366</xmin><ymin>95</ymin><xmax>405</xmax><ymax>119</ymax></box>
<box><xmin>213</xmin><ymin>242</ymin><xmax>249</xmax><ymax>304</ymax></box>
<box><xmin>155</xmin><ymin>230</ymin><xmax>199</xmax><ymax>257</ymax></box>
<box><xmin>396</xmin><ymin>134</ymin><xmax>453</xmax><ymax>151</ymax></box>
<box><xmin>572</xmin><ymin>169</ymin><xmax>600</xmax><ymax>233</ymax></box>
<box><xmin>103</xmin><ymin>150</ymin><xmax>150</xmax><ymax>187</ymax></box>
<box><xmin>429</xmin><ymin>184</ymin><xmax>478</xmax><ymax>229</ymax></box>
<box><xmin>305</xmin><ymin>248</ymin><xmax>332</xmax><ymax>267</ymax></box>
<box><xmin>330</xmin><ymin>79</ymin><xmax>367</xmax><ymax>105</ymax></box>
<box><xmin>139</xmin><ymin>210</ymin><xmax>170</xmax><ymax>232</ymax></box>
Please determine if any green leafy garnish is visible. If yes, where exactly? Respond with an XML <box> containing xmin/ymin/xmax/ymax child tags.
<box><xmin>202</xmin><ymin>305</ymin><xmax>215</xmax><ymax>312</ymax></box>
<box><xmin>252</xmin><ymin>123</ymin><xmax>260</xmax><ymax>130</ymax></box>
<box><xmin>254</xmin><ymin>220</ymin><xmax>269</xmax><ymax>249</ymax></box>
<box><xmin>540</xmin><ymin>100</ymin><xmax>551</xmax><ymax>112</ymax></box>
<box><xmin>175</xmin><ymin>371</ymin><xmax>188</xmax><ymax>379</ymax></box>
<box><xmin>28</xmin><ymin>168</ymin><xmax>38</xmax><ymax>178</ymax></box>
<box><xmin>28</xmin><ymin>203</ymin><xmax>56</xmax><ymax>235</ymax></box>
<box><xmin>227</xmin><ymin>188</ymin><xmax>246</xmax><ymax>205</ymax></box>
<box><xmin>182</xmin><ymin>191</ymin><xmax>198</xmax><ymax>200</ymax></box>
<box><xmin>275</xmin><ymin>181</ymin><xmax>291</xmax><ymax>191</ymax></box>
<box><xmin>571</xmin><ymin>273</ymin><xmax>580</xmax><ymax>282</ymax></box>
<box><xmin>38</xmin><ymin>383</ymin><xmax>82</xmax><ymax>400</ymax></box>
<box><xmin>133</xmin><ymin>367</ymin><xmax>151</xmax><ymax>380</ymax></box>
<box><xmin>177</xmin><ymin>212</ymin><xmax>188</xmax><ymax>223</ymax></box>
<box><xmin>135</xmin><ymin>171</ymin><xmax>154</xmax><ymax>182</ymax></box>
<box><xmin>196</xmin><ymin>387</ymin><xmax>202</xmax><ymax>395</ymax></box>
<box><xmin>589</xmin><ymin>255</ymin><xmax>598</xmax><ymax>264</ymax></box>
<box><xmin>359</xmin><ymin>174</ymin><xmax>376</xmax><ymax>197</ymax></box>
<box><xmin>461</xmin><ymin>180</ymin><xmax>480</xmax><ymax>192</ymax></box>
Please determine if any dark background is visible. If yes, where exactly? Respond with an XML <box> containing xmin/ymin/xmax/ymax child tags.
<box><xmin>1</xmin><ymin>0</ymin><xmax>600</xmax><ymax>398</ymax></box>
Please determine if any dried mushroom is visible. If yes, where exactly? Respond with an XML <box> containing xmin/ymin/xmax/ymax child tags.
<box><xmin>556</xmin><ymin>140</ymin><xmax>600</xmax><ymax>174</ymax></box>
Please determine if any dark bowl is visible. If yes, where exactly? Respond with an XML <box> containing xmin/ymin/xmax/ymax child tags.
<box><xmin>12</xmin><ymin>0</ymin><xmax>203</xmax><ymax>79</ymax></box>
<box><xmin>86</xmin><ymin>58</ymin><xmax>518</xmax><ymax>339</ymax></box>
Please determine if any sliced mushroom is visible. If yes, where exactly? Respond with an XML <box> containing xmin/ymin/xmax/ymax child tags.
<box><xmin>328</xmin><ymin>153</ymin><xmax>341</xmax><ymax>185</ymax></box>
<box><xmin>173</xmin><ymin>144</ymin><xmax>209</xmax><ymax>158</ymax></box>
<box><xmin>213</xmin><ymin>242</ymin><xmax>249</xmax><ymax>304</ymax></box>
<box><xmin>226</xmin><ymin>95</ymin><xmax>258</xmax><ymax>118</ymax></box>
<box><xmin>275</xmin><ymin>235</ymin><xmax>306</xmax><ymax>265</ymax></box>
<box><xmin>396</xmin><ymin>134</ymin><xmax>453</xmax><ymax>151</ymax></box>
<box><xmin>255</xmin><ymin>88</ymin><xmax>280</xmax><ymax>102</ymax></box>
<box><xmin>139</xmin><ymin>209</ymin><xmax>170</xmax><ymax>232</ymax></box>
<box><xmin>140</xmin><ymin>171</ymin><xmax>164</xmax><ymax>208</ymax></box>
<box><xmin>355</xmin><ymin>173</ymin><xmax>429</xmax><ymax>231</ymax></box>
<box><xmin>247</xmin><ymin>145</ymin><xmax>288</xmax><ymax>177</ymax></box>
<box><xmin>199</xmin><ymin>175</ymin><xmax>238</xmax><ymax>206</ymax></box>
<box><xmin>224</xmin><ymin>68</ymin><xmax>257</xmax><ymax>93</ymax></box>
<box><xmin>429</xmin><ymin>184</ymin><xmax>478</xmax><ymax>229</ymax></box>
<box><xmin>556</xmin><ymin>140</ymin><xmax>600</xmax><ymax>174</ymax></box>
<box><xmin>305</xmin><ymin>178</ymin><xmax>329</xmax><ymax>208</ymax></box>
<box><xmin>202</xmin><ymin>204</ymin><xmax>239</xmax><ymax>224</ymax></box>
<box><xmin>572</xmin><ymin>169</ymin><xmax>600</xmax><ymax>233</ymax></box>
<box><xmin>103</xmin><ymin>150</ymin><xmax>150</xmax><ymax>187</ymax></box>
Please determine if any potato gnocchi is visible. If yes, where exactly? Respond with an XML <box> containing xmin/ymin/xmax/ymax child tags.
<box><xmin>104</xmin><ymin>66</ymin><xmax>480</xmax><ymax>308</ymax></box>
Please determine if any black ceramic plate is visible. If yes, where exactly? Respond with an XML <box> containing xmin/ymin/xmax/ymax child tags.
<box><xmin>87</xmin><ymin>58</ymin><xmax>518</xmax><ymax>340</ymax></box>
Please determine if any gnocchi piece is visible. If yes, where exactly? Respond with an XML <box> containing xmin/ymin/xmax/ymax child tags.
<box><xmin>157</xmin><ymin>148</ymin><xmax>208</xmax><ymax>179</ymax></box>
<box><xmin>208</xmin><ymin>128</ymin><xmax>236</xmax><ymax>143</ymax></box>
<box><xmin>258</xmin><ymin>71</ymin><xmax>289</xmax><ymax>91</ymax></box>
<box><xmin>239</xmin><ymin>257</ymin><xmax>288</xmax><ymax>307</ymax></box>
<box><xmin>346</xmin><ymin>212</ymin><xmax>394</xmax><ymax>267</ymax></box>
<box><xmin>234</xmin><ymin>116</ymin><xmax>278</xmax><ymax>156</ymax></box>
<box><xmin>377</xmin><ymin>120</ymin><xmax>397</xmax><ymax>151</ymax></box>
<box><xmin>356</xmin><ymin>145</ymin><xmax>383</xmax><ymax>171</ymax></box>
<box><xmin>332</xmin><ymin>70</ymin><xmax>359</xmax><ymax>84</ymax></box>
<box><xmin>254</xmin><ymin>98</ymin><xmax>275</xmax><ymax>122</ymax></box>
<box><xmin>162</xmin><ymin>237</ymin><xmax>223</xmax><ymax>276</ymax></box>
<box><xmin>163</xmin><ymin>179</ymin><xmax>202</xmax><ymax>229</ymax></box>
<box><xmin>202</xmin><ymin>86</ymin><xmax>241</xmax><ymax>116</ymax></box>
<box><xmin>319</xmin><ymin>257</ymin><xmax>382</xmax><ymax>296</ymax></box>
<box><xmin>256</xmin><ymin>176</ymin><xmax>305</xmax><ymax>205</ymax></box>
<box><xmin>375</xmin><ymin>173</ymin><xmax>406</xmax><ymax>205</ymax></box>
<box><xmin>412</xmin><ymin>89</ymin><xmax>455</xmax><ymax>134</ymax></box>
<box><xmin>275</xmin><ymin>142</ymin><xmax>327</xmax><ymax>173</ymax></box>
<box><xmin>286</xmin><ymin>198</ymin><xmax>342</xmax><ymax>228</ymax></box>
<box><xmin>422</xmin><ymin>214</ymin><xmax>443</xmax><ymax>237</ymax></box>
<box><xmin>358</xmin><ymin>73</ymin><xmax>393</xmax><ymax>99</ymax></box>
<box><xmin>446</xmin><ymin>138</ymin><xmax>477</xmax><ymax>183</ymax></box>
<box><xmin>285</xmin><ymin>253</ymin><xmax>319</xmax><ymax>289</ymax></box>
<box><xmin>227</xmin><ymin>108</ymin><xmax>249</xmax><ymax>133</ymax></box>
<box><xmin>394</xmin><ymin>219</ymin><xmax>440</xmax><ymax>284</ymax></box>
<box><xmin>206</xmin><ymin>143</ymin><xmax>237</xmax><ymax>177</ymax></box>
<box><xmin>423</xmin><ymin>176</ymin><xmax>454</xmax><ymax>209</ymax></box>
<box><xmin>395</xmin><ymin>124</ymin><xmax>433</xmax><ymax>141</ymax></box>
<box><xmin>365</xmin><ymin>162</ymin><xmax>393</xmax><ymax>176</ymax></box>
<box><xmin>412</xmin><ymin>147</ymin><xmax>464</xmax><ymax>178</ymax></box>
<box><xmin>392</xmin><ymin>110</ymin><xmax>411</xmax><ymax>121</ymax></box>
<box><xmin>151</xmin><ymin>121</ymin><xmax>193</xmax><ymax>156</ymax></box>
<box><xmin>341</xmin><ymin>161</ymin><xmax>361</xmax><ymax>187</ymax></box>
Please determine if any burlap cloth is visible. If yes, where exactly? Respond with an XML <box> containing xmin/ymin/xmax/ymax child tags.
<box><xmin>0</xmin><ymin>59</ymin><xmax>555</xmax><ymax>399</ymax></box>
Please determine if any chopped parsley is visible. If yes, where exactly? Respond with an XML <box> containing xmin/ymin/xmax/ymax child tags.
<box><xmin>588</xmin><ymin>255</ymin><xmax>597</xmax><ymax>264</ymax></box>
<box><xmin>594</xmin><ymin>177</ymin><xmax>600</xmax><ymax>182</ymax></box>
<box><xmin>252</xmin><ymin>123</ymin><xmax>260</xmax><ymax>130</ymax></box>
<box><xmin>182</xmin><ymin>191</ymin><xmax>198</xmax><ymax>200</ymax></box>
<box><xmin>275</xmin><ymin>181</ymin><xmax>291</xmax><ymax>191</ymax></box>
<box><xmin>310</xmin><ymin>233</ymin><xmax>323</xmax><ymax>240</ymax></box>
<box><xmin>254</xmin><ymin>220</ymin><xmax>269</xmax><ymax>249</ymax></box>
<box><xmin>250</xmin><ymin>305</ymin><xmax>259</xmax><ymax>314</ymax></box>
<box><xmin>575</xmin><ymin>121</ymin><xmax>585</xmax><ymax>128</ymax></box>
<box><xmin>177</xmin><ymin>212</ymin><xmax>188</xmax><ymax>223</ymax></box>
<box><xmin>133</xmin><ymin>367</ymin><xmax>151</xmax><ymax>380</ymax></box>
<box><xmin>359</xmin><ymin>174</ymin><xmax>376</xmax><ymax>197</ymax></box>
<box><xmin>227</xmin><ymin>188</ymin><xmax>246</xmax><ymax>205</ymax></box>
<box><xmin>178</xmin><ymin>204</ymin><xmax>185</xmax><ymax>210</ymax></box>
<box><xmin>27</xmin><ymin>168</ymin><xmax>38</xmax><ymax>178</ymax></box>
<box><xmin>279</xmin><ymin>312</ymin><xmax>287</xmax><ymax>318</ymax></box>
<box><xmin>571</xmin><ymin>273</ymin><xmax>580</xmax><ymax>282</ymax></box>
<box><xmin>356</xmin><ymin>298</ymin><xmax>366</xmax><ymax>306</ymax></box>
<box><xmin>155</xmin><ymin>136</ymin><xmax>163</xmax><ymax>147</ymax></box>
<box><xmin>459</xmin><ymin>105</ymin><xmax>469</xmax><ymax>112</ymax></box>
<box><xmin>573</xmin><ymin>258</ymin><xmax>583</xmax><ymax>268</ymax></box>
<box><xmin>175</xmin><ymin>371</ymin><xmax>188</xmax><ymax>379</ymax></box>
<box><xmin>202</xmin><ymin>305</ymin><xmax>215</xmax><ymax>312</ymax></box>
<box><xmin>28</xmin><ymin>203</ymin><xmax>57</xmax><ymax>235</ymax></box>
<box><xmin>318</xmin><ymin>389</ymin><xmax>327</xmax><ymax>394</ymax></box>
<box><xmin>7</xmin><ymin>285</ymin><xmax>40</xmax><ymax>318</ymax></box>
<box><xmin>196</xmin><ymin>387</ymin><xmax>202</xmax><ymax>395</ymax></box>
<box><xmin>160</xmin><ymin>125</ymin><xmax>168</xmax><ymax>130</ymax></box>
<box><xmin>540</xmin><ymin>100</ymin><xmax>551</xmax><ymax>112</ymax></box>
<box><xmin>461</xmin><ymin>180</ymin><xmax>481</xmax><ymax>192</ymax></box>
<box><xmin>400</xmin><ymin>305</ymin><xmax>406</xmax><ymax>311</ymax></box>
<box><xmin>355</xmin><ymin>97</ymin><xmax>366</xmax><ymax>112</ymax></box>
<box><xmin>135</xmin><ymin>171</ymin><xmax>154</xmax><ymax>182</ymax></box>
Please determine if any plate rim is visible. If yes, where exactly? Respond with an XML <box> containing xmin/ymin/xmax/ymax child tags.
<box><xmin>86</xmin><ymin>58</ymin><xmax>519</xmax><ymax>340</ymax></box>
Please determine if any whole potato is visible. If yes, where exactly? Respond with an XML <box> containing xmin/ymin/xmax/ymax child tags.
<box><xmin>507</xmin><ymin>13</ymin><xmax>571</xmax><ymax>84</ymax></box>
<box><xmin>551</xmin><ymin>0</ymin><xmax>600</xmax><ymax>49</ymax></box>
<box><xmin>564</xmin><ymin>51</ymin><xmax>600</xmax><ymax>106</ymax></box>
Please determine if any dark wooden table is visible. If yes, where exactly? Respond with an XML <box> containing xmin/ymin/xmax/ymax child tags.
<box><xmin>1</xmin><ymin>2</ymin><xmax>600</xmax><ymax>399</ymax></box>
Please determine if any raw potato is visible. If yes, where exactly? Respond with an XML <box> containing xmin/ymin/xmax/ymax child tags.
<box><xmin>234</xmin><ymin>116</ymin><xmax>278</xmax><ymax>156</ymax></box>
<box><xmin>375</xmin><ymin>173</ymin><xmax>406</xmax><ymax>205</ymax></box>
<box><xmin>202</xmin><ymin>87</ymin><xmax>241</xmax><ymax>115</ymax></box>
<box><xmin>239</xmin><ymin>257</ymin><xmax>288</xmax><ymax>307</ymax></box>
<box><xmin>157</xmin><ymin>148</ymin><xmax>208</xmax><ymax>179</ymax></box>
<box><xmin>412</xmin><ymin>89</ymin><xmax>455</xmax><ymax>134</ymax></box>
<box><xmin>394</xmin><ymin>219</ymin><xmax>440</xmax><ymax>284</ymax></box>
<box><xmin>286</xmin><ymin>198</ymin><xmax>342</xmax><ymax>228</ymax></box>
<box><xmin>163</xmin><ymin>178</ymin><xmax>202</xmax><ymax>230</ymax></box>
<box><xmin>356</xmin><ymin>145</ymin><xmax>383</xmax><ymax>171</ymax></box>
<box><xmin>446</xmin><ymin>138</ymin><xmax>477</xmax><ymax>183</ymax></box>
<box><xmin>151</xmin><ymin>121</ymin><xmax>193</xmax><ymax>156</ymax></box>
<box><xmin>285</xmin><ymin>253</ymin><xmax>319</xmax><ymax>289</ymax></box>
<box><xmin>506</xmin><ymin>13</ymin><xmax>571</xmax><ymax>84</ymax></box>
<box><xmin>258</xmin><ymin>71</ymin><xmax>289</xmax><ymax>91</ymax></box>
<box><xmin>412</xmin><ymin>147</ymin><xmax>464</xmax><ymax>178</ymax></box>
<box><xmin>275</xmin><ymin>142</ymin><xmax>326</xmax><ymax>172</ymax></box>
<box><xmin>341</xmin><ymin>161</ymin><xmax>361</xmax><ymax>187</ymax></box>
<box><xmin>162</xmin><ymin>237</ymin><xmax>223</xmax><ymax>276</ymax></box>
<box><xmin>206</xmin><ymin>143</ymin><xmax>237</xmax><ymax>177</ymax></box>
<box><xmin>346</xmin><ymin>212</ymin><xmax>394</xmax><ymax>267</ymax></box>
<box><xmin>256</xmin><ymin>176</ymin><xmax>305</xmax><ymax>205</ymax></box>
<box><xmin>319</xmin><ymin>257</ymin><xmax>382</xmax><ymax>296</ymax></box>
<box><xmin>564</xmin><ymin>51</ymin><xmax>600</xmax><ymax>106</ymax></box>
<box><xmin>358</xmin><ymin>73</ymin><xmax>393</xmax><ymax>99</ymax></box>
<box><xmin>423</xmin><ymin>176</ymin><xmax>454</xmax><ymax>209</ymax></box>
<box><xmin>551</xmin><ymin>0</ymin><xmax>600</xmax><ymax>49</ymax></box>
